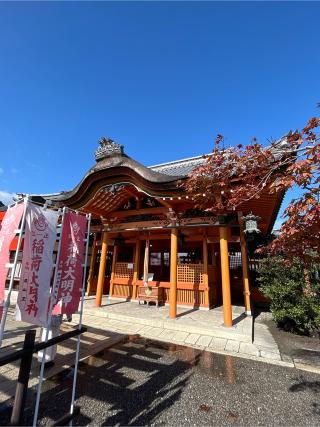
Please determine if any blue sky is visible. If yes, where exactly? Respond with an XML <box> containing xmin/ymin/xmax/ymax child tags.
<box><xmin>0</xmin><ymin>1</ymin><xmax>319</xmax><ymax>227</ymax></box>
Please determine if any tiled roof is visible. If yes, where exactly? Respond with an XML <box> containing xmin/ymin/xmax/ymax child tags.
<box><xmin>148</xmin><ymin>132</ymin><xmax>294</xmax><ymax>177</ymax></box>
<box><xmin>149</xmin><ymin>155</ymin><xmax>206</xmax><ymax>177</ymax></box>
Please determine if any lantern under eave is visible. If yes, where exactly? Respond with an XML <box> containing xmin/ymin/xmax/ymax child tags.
<box><xmin>243</xmin><ymin>213</ymin><xmax>261</xmax><ymax>234</ymax></box>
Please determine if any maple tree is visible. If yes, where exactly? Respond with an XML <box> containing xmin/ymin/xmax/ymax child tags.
<box><xmin>184</xmin><ymin>114</ymin><xmax>320</xmax><ymax>264</ymax></box>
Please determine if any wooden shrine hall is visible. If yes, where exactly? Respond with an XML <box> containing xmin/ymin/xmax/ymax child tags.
<box><xmin>31</xmin><ymin>137</ymin><xmax>284</xmax><ymax>327</ymax></box>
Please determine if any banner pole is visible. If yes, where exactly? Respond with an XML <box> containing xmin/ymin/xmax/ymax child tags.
<box><xmin>0</xmin><ymin>196</ymin><xmax>29</xmax><ymax>346</ymax></box>
<box><xmin>32</xmin><ymin>206</ymin><xmax>66</xmax><ymax>427</ymax></box>
<box><xmin>69</xmin><ymin>213</ymin><xmax>91</xmax><ymax>424</ymax></box>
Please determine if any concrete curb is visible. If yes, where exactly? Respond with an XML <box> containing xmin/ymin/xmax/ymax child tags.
<box><xmin>294</xmin><ymin>361</ymin><xmax>320</xmax><ymax>375</ymax></box>
<box><xmin>132</xmin><ymin>331</ymin><xmax>295</xmax><ymax>369</ymax></box>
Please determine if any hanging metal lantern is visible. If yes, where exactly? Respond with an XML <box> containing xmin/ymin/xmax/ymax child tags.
<box><xmin>243</xmin><ymin>213</ymin><xmax>261</xmax><ymax>234</ymax></box>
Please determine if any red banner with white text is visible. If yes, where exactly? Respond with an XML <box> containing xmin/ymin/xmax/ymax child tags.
<box><xmin>0</xmin><ymin>202</ymin><xmax>25</xmax><ymax>320</ymax></box>
<box><xmin>53</xmin><ymin>211</ymin><xmax>87</xmax><ymax>315</ymax></box>
<box><xmin>15</xmin><ymin>204</ymin><xmax>58</xmax><ymax>326</ymax></box>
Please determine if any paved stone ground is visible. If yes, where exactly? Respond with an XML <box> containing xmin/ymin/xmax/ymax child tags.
<box><xmin>80</xmin><ymin>297</ymin><xmax>291</xmax><ymax>368</ymax></box>
<box><xmin>2</xmin><ymin>337</ymin><xmax>319</xmax><ymax>426</ymax></box>
<box><xmin>84</xmin><ymin>297</ymin><xmax>253</xmax><ymax>342</ymax></box>
<box><xmin>1</xmin><ymin>299</ymin><xmax>318</xmax><ymax>407</ymax></box>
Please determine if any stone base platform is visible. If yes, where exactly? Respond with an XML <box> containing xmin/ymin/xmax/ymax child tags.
<box><xmin>83</xmin><ymin>297</ymin><xmax>253</xmax><ymax>343</ymax></box>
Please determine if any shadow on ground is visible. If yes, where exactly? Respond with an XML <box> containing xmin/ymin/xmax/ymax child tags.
<box><xmin>1</xmin><ymin>334</ymin><xmax>320</xmax><ymax>426</ymax></box>
<box><xmin>2</xmin><ymin>338</ymin><xmax>202</xmax><ymax>426</ymax></box>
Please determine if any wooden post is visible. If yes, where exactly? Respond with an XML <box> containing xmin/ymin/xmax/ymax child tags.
<box><xmin>95</xmin><ymin>231</ymin><xmax>108</xmax><ymax>307</ymax></box>
<box><xmin>169</xmin><ymin>227</ymin><xmax>178</xmax><ymax>318</ymax></box>
<box><xmin>219</xmin><ymin>226</ymin><xmax>233</xmax><ymax>327</ymax></box>
<box><xmin>203</xmin><ymin>234</ymin><xmax>209</xmax><ymax>308</ymax></box>
<box><xmin>238</xmin><ymin>214</ymin><xmax>252</xmax><ymax>315</ymax></box>
<box><xmin>109</xmin><ymin>245</ymin><xmax>117</xmax><ymax>298</ymax></box>
<box><xmin>132</xmin><ymin>238</ymin><xmax>141</xmax><ymax>299</ymax></box>
<box><xmin>86</xmin><ymin>233</ymin><xmax>97</xmax><ymax>296</ymax></box>
<box><xmin>11</xmin><ymin>330</ymin><xmax>36</xmax><ymax>426</ymax></box>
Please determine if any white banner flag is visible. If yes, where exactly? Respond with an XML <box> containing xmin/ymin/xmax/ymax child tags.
<box><xmin>15</xmin><ymin>204</ymin><xmax>58</xmax><ymax>326</ymax></box>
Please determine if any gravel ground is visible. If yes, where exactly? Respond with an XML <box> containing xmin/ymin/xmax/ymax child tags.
<box><xmin>1</xmin><ymin>336</ymin><xmax>320</xmax><ymax>426</ymax></box>
<box><xmin>255</xmin><ymin>310</ymin><xmax>320</xmax><ymax>367</ymax></box>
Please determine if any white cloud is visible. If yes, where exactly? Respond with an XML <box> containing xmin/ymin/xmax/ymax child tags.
<box><xmin>273</xmin><ymin>218</ymin><xmax>284</xmax><ymax>231</ymax></box>
<box><xmin>0</xmin><ymin>190</ymin><xmax>17</xmax><ymax>205</ymax></box>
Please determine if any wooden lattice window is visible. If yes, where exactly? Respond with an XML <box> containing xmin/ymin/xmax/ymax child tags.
<box><xmin>177</xmin><ymin>263</ymin><xmax>204</xmax><ymax>284</ymax></box>
<box><xmin>114</xmin><ymin>262</ymin><xmax>134</xmax><ymax>279</ymax></box>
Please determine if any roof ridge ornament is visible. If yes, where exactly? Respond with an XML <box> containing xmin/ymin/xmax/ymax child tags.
<box><xmin>95</xmin><ymin>137</ymin><xmax>124</xmax><ymax>161</ymax></box>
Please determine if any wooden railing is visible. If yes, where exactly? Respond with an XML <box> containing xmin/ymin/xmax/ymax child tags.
<box><xmin>111</xmin><ymin>262</ymin><xmax>218</xmax><ymax>307</ymax></box>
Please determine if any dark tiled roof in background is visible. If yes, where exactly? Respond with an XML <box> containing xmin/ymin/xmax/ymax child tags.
<box><xmin>148</xmin><ymin>132</ymin><xmax>293</xmax><ymax>177</ymax></box>
<box><xmin>149</xmin><ymin>155</ymin><xmax>206</xmax><ymax>177</ymax></box>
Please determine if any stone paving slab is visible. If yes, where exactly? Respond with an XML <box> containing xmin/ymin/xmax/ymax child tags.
<box><xmin>225</xmin><ymin>340</ymin><xmax>240</xmax><ymax>353</ymax></box>
<box><xmin>83</xmin><ymin>298</ymin><xmax>253</xmax><ymax>343</ymax></box>
<box><xmin>260</xmin><ymin>350</ymin><xmax>281</xmax><ymax>361</ymax></box>
<box><xmin>170</xmin><ymin>331</ymin><xmax>189</xmax><ymax>343</ymax></box>
<box><xmin>79</xmin><ymin>311</ymin><xmax>294</xmax><ymax>370</ymax></box>
<box><xmin>144</xmin><ymin>327</ymin><xmax>164</xmax><ymax>338</ymax></box>
<box><xmin>76</xmin><ymin>298</ymin><xmax>294</xmax><ymax>369</ymax></box>
<box><xmin>196</xmin><ymin>335</ymin><xmax>212</xmax><ymax>347</ymax></box>
<box><xmin>184</xmin><ymin>333</ymin><xmax>200</xmax><ymax>345</ymax></box>
<box><xmin>239</xmin><ymin>342</ymin><xmax>260</xmax><ymax>357</ymax></box>
<box><xmin>209</xmin><ymin>337</ymin><xmax>227</xmax><ymax>351</ymax></box>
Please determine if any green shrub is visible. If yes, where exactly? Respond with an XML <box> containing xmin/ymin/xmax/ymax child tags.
<box><xmin>257</xmin><ymin>257</ymin><xmax>320</xmax><ymax>335</ymax></box>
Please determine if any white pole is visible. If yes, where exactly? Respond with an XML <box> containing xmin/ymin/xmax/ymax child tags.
<box><xmin>69</xmin><ymin>213</ymin><xmax>91</xmax><ymax>425</ymax></box>
<box><xmin>33</xmin><ymin>206</ymin><xmax>66</xmax><ymax>427</ymax></box>
<box><xmin>0</xmin><ymin>196</ymin><xmax>29</xmax><ymax>346</ymax></box>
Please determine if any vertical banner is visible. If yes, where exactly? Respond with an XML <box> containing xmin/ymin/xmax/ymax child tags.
<box><xmin>15</xmin><ymin>204</ymin><xmax>58</xmax><ymax>326</ymax></box>
<box><xmin>0</xmin><ymin>202</ymin><xmax>25</xmax><ymax>320</ymax></box>
<box><xmin>53</xmin><ymin>211</ymin><xmax>87</xmax><ymax>315</ymax></box>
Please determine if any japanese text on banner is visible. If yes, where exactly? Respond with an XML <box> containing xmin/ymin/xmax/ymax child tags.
<box><xmin>15</xmin><ymin>204</ymin><xmax>58</xmax><ymax>326</ymax></box>
<box><xmin>53</xmin><ymin>211</ymin><xmax>87</xmax><ymax>315</ymax></box>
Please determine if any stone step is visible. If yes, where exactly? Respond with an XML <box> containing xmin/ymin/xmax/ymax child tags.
<box><xmin>83</xmin><ymin>309</ymin><xmax>252</xmax><ymax>343</ymax></box>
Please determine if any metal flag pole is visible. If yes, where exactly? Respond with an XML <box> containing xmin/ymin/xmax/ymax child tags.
<box><xmin>0</xmin><ymin>196</ymin><xmax>29</xmax><ymax>346</ymax></box>
<box><xmin>32</xmin><ymin>206</ymin><xmax>66</xmax><ymax>427</ymax></box>
<box><xmin>69</xmin><ymin>213</ymin><xmax>91</xmax><ymax>425</ymax></box>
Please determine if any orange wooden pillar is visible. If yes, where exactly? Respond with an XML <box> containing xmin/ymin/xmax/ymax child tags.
<box><xmin>239</xmin><ymin>223</ymin><xmax>252</xmax><ymax>315</ymax></box>
<box><xmin>132</xmin><ymin>238</ymin><xmax>141</xmax><ymax>299</ymax></box>
<box><xmin>203</xmin><ymin>234</ymin><xmax>209</xmax><ymax>307</ymax></box>
<box><xmin>219</xmin><ymin>226</ymin><xmax>233</xmax><ymax>327</ymax></box>
<box><xmin>109</xmin><ymin>245</ymin><xmax>117</xmax><ymax>298</ymax></box>
<box><xmin>169</xmin><ymin>227</ymin><xmax>178</xmax><ymax>318</ymax></box>
<box><xmin>95</xmin><ymin>231</ymin><xmax>108</xmax><ymax>307</ymax></box>
<box><xmin>86</xmin><ymin>233</ymin><xmax>97</xmax><ymax>296</ymax></box>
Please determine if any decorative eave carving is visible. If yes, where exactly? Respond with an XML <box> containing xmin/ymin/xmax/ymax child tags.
<box><xmin>95</xmin><ymin>137</ymin><xmax>124</xmax><ymax>161</ymax></box>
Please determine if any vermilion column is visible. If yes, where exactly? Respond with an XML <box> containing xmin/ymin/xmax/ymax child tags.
<box><xmin>95</xmin><ymin>231</ymin><xmax>108</xmax><ymax>307</ymax></box>
<box><xmin>240</xmin><ymin>227</ymin><xmax>252</xmax><ymax>315</ymax></box>
<box><xmin>109</xmin><ymin>245</ymin><xmax>117</xmax><ymax>298</ymax></box>
<box><xmin>219</xmin><ymin>226</ymin><xmax>233</xmax><ymax>327</ymax></box>
<box><xmin>132</xmin><ymin>238</ymin><xmax>141</xmax><ymax>299</ymax></box>
<box><xmin>169</xmin><ymin>228</ymin><xmax>178</xmax><ymax>318</ymax></box>
<box><xmin>86</xmin><ymin>233</ymin><xmax>97</xmax><ymax>296</ymax></box>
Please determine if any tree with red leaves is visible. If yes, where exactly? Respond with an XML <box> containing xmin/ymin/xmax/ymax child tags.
<box><xmin>184</xmin><ymin>115</ymin><xmax>320</xmax><ymax>264</ymax></box>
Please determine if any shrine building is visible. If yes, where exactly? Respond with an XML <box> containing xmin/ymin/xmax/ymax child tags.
<box><xmin>29</xmin><ymin>137</ymin><xmax>284</xmax><ymax>327</ymax></box>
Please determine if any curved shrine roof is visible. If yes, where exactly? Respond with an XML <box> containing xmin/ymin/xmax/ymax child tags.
<box><xmin>22</xmin><ymin>135</ymin><xmax>292</xmax><ymax>234</ymax></box>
